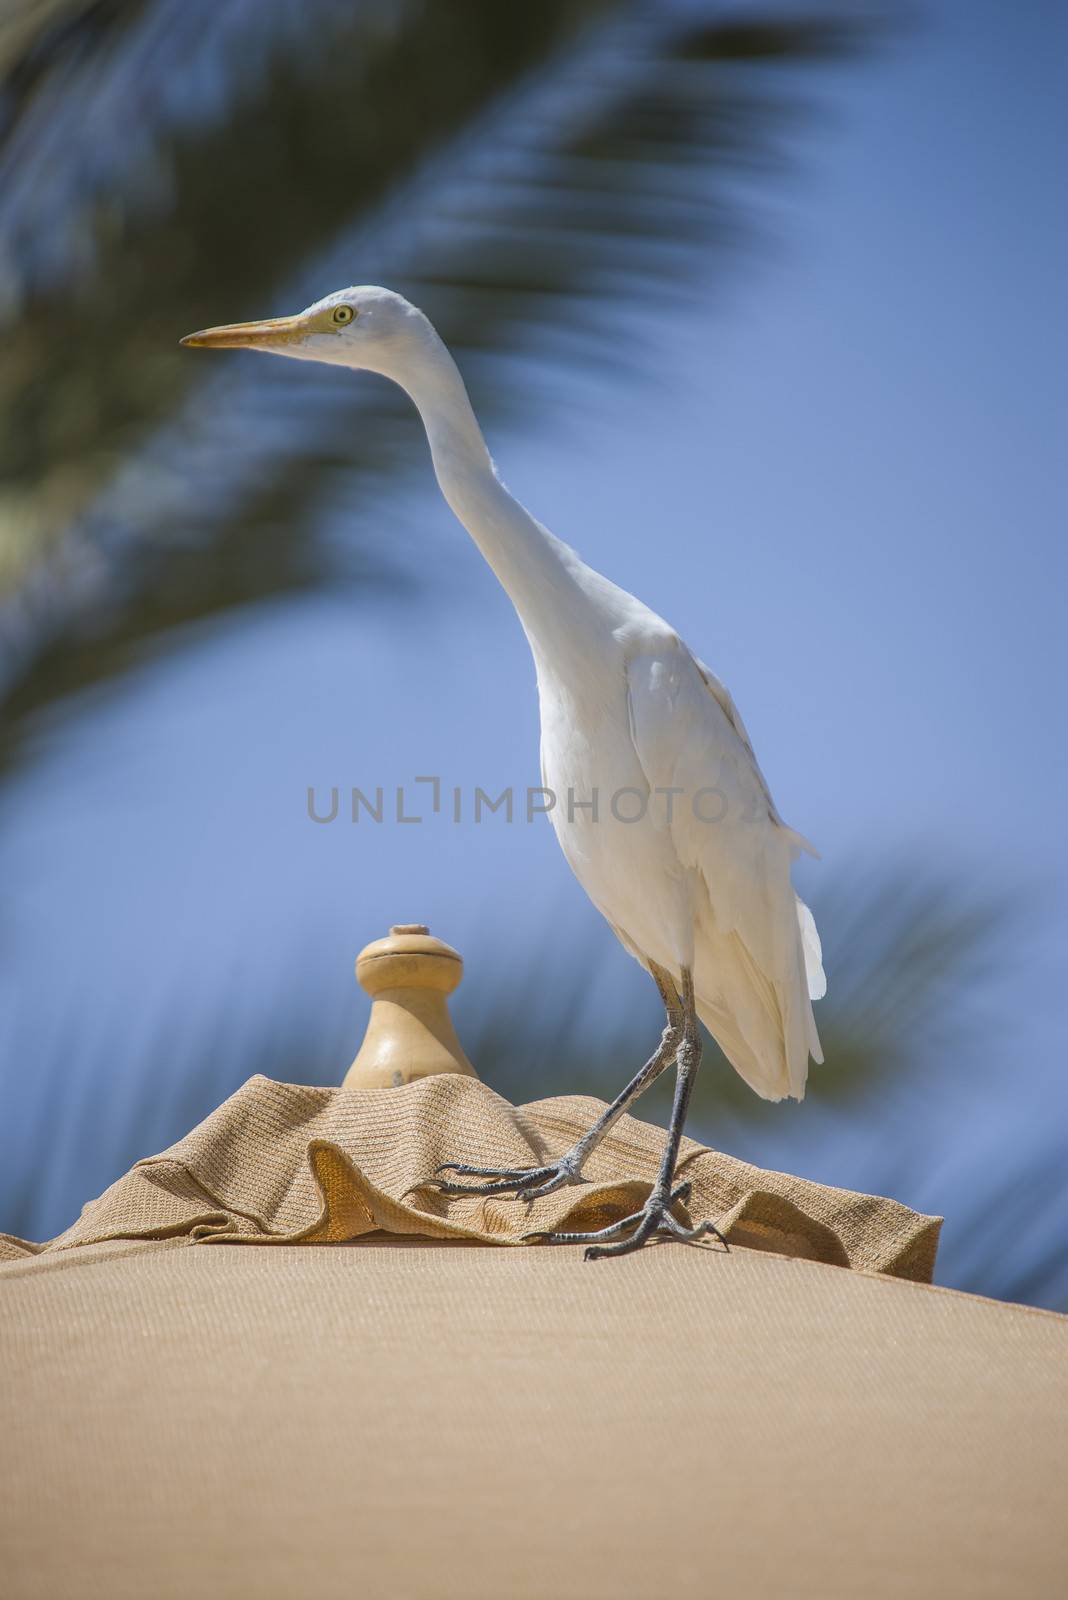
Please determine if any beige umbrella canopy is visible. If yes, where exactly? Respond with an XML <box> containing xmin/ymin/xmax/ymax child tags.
<box><xmin>2</xmin><ymin>928</ymin><xmax>1066</xmax><ymax>1598</ymax></box>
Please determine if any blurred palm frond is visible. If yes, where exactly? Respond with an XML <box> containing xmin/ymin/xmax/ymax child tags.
<box><xmin>944</xmin><ymin>1138</ymin><xmax>1068</xmax><ymax>1310</ymax></box>
<box><xmin>0</xmin><ymin>0</ymin><xmax>608</xmax><ymax>732</ymax></box>
<box><xmin>0</xmin><ymin>2</ymin><xmax>884</xmax><ymax>767</ymax></box>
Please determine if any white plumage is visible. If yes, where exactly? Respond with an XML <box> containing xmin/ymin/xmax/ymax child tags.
<box><xmin>181</xmin><ymin>285</ymin><xmax>825</xmax><ymax>1257</ymax></box>
<box><xmin>542</xmin><ymin>631</ymin><xmax>824</xmax><ymax>1103</ymax></box>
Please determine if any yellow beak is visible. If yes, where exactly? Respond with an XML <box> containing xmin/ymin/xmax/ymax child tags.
<box><xmin>179</xmin><ymin>313</ymin><xmax>306</xmax><ymax>350</ymax></box>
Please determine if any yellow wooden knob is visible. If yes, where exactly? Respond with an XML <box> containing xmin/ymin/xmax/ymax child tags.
<box><xmin>342</xmin><ymin>925</ymin><xmax>479</xmax><ymax>1089</ymax></box>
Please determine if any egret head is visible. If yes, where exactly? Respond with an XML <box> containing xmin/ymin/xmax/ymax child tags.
<box><xmin>180</xmin><ymin>286</ymin><xmax>434</xmax><ymax>379</ymax></box>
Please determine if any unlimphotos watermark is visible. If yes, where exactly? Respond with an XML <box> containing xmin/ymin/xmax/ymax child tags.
<box><xmin>305</xmin><ymin>776</ymin><xmax>759</xmax><ymax>826</ymax></box>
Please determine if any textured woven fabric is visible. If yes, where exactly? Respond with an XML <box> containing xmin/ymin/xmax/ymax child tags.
<box><xmin>0</xmin><ymin>1073</ymin><xmax>940</xmax><ymax>1278</ymax></box>
<box><xmin>2</xmin><ymin>1237</ymin><xmax>1066</xmax><ymax>1600</ymax></box>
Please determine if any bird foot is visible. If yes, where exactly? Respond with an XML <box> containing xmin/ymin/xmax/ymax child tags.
<box><xmin>525</xmin><ymin>1181</ymin><xmax>727</xmax><ymax>1261</ymax></box>
<box><xmin>407</xmin><ymin>1149</ymin><xmax>588</xmax><ymax>1203</ymax></box>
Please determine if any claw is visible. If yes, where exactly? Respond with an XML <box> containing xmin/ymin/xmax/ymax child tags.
<box><xmin>524</xmin><ymin>1181</ymin><xmax>727</xmax><ymax>1258</ymax></box>
<box><xmin>519</xmin><ymin>1171</ymin><xmax>574</xmax><ymax>1202</ymax></box>
<box><xmin>409</xmin><ymin>1152</ymin><xmax>591</xmax><ymax>1203</ymax></box>
<box><xmin>660</xmin><ymin>1212</ymin><xmax>728</xmax><ymax>1247</ymax></box>
<box><xmin>433</xmin><ymin>1162</ymin><xmax>534</xmax><ymax>1179</ymax></box>
<box><xmin>407</xmin><ymin>1155</ymin><xmax>723</xmax><ymax>1259</ymax></box>
<box><xmin>427</xmin><ymin>1174</ymin><xmax>552</xmax><ymax>1198</ymax></box>
<box><xmin>524</xmin><ymin>1209</ymin><xmax>641</xmax><ymax>1245</ymax></box>
<box><xmin>404</xmin><ymin>1156</ymin><xmax>583</xmax><ymax>1201</ymax></box>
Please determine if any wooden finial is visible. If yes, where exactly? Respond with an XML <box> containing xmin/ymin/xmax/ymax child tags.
<box><xmin>342</xmin><ymin>925</ymin><xmax>479</xmax><ymax>1089</ymax></box>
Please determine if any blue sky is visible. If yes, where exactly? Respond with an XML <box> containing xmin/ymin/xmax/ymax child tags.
<box><xmin>2</xmin><ymin>0</ymin><xmax>1065</xmax><ymax>1286</ymax></box>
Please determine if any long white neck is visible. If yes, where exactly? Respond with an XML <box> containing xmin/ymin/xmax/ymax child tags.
<box><xmin>390</xmin><ymin>335</ymin><xmax>600</xmax><ymax>655</ymax></box>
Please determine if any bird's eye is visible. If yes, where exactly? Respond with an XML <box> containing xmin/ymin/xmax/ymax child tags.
<box><xmin>332</xmin><ymin>305</ymin><xmax>356</xmax><ymax>325</ymax></box>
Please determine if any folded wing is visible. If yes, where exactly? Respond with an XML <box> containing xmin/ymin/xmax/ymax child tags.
<box><xmin>626</xmin><ymin>645</ymin><xmax>823</xmax><ymax>1101</ymax></box>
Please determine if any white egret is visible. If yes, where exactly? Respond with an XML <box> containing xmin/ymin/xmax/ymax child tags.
<box><xmin>181</xmin><ymin>287</ymin><xmax>825</xmax><ymax>1258</ymax></box>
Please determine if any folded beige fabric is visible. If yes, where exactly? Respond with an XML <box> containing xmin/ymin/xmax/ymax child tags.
<box><xmin>0</xmin><ymin>1072</ymin><xmax>940</xmax><ymax>1279</ymax></box>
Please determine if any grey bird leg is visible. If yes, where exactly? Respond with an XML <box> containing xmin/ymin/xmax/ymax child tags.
<box><xmin>410</xmin><ymin>962</ymin><xmax>684</xmax><ymax>1202</ymax></box>
<box><xmin>528</xmin><ymin>967</ymin><xmax>726</xmax><ymax>1260</ymax></box>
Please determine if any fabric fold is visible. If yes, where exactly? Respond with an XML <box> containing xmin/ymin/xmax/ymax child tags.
<box><xmin>0</xmin><ymin>1073</ymin><xmax>941</xmax><ymax>1280</ymax></box>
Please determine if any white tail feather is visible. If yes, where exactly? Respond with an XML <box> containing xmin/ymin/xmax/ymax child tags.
<box><xmin>796</xmin><ymin>895</ymin><xmax>827</xmax><ymax>1002</ymax></box>
<box><xmin>693</xmin><ymin>897</ymin><xmax>825</xmax><ymax>1102</ymax></box>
